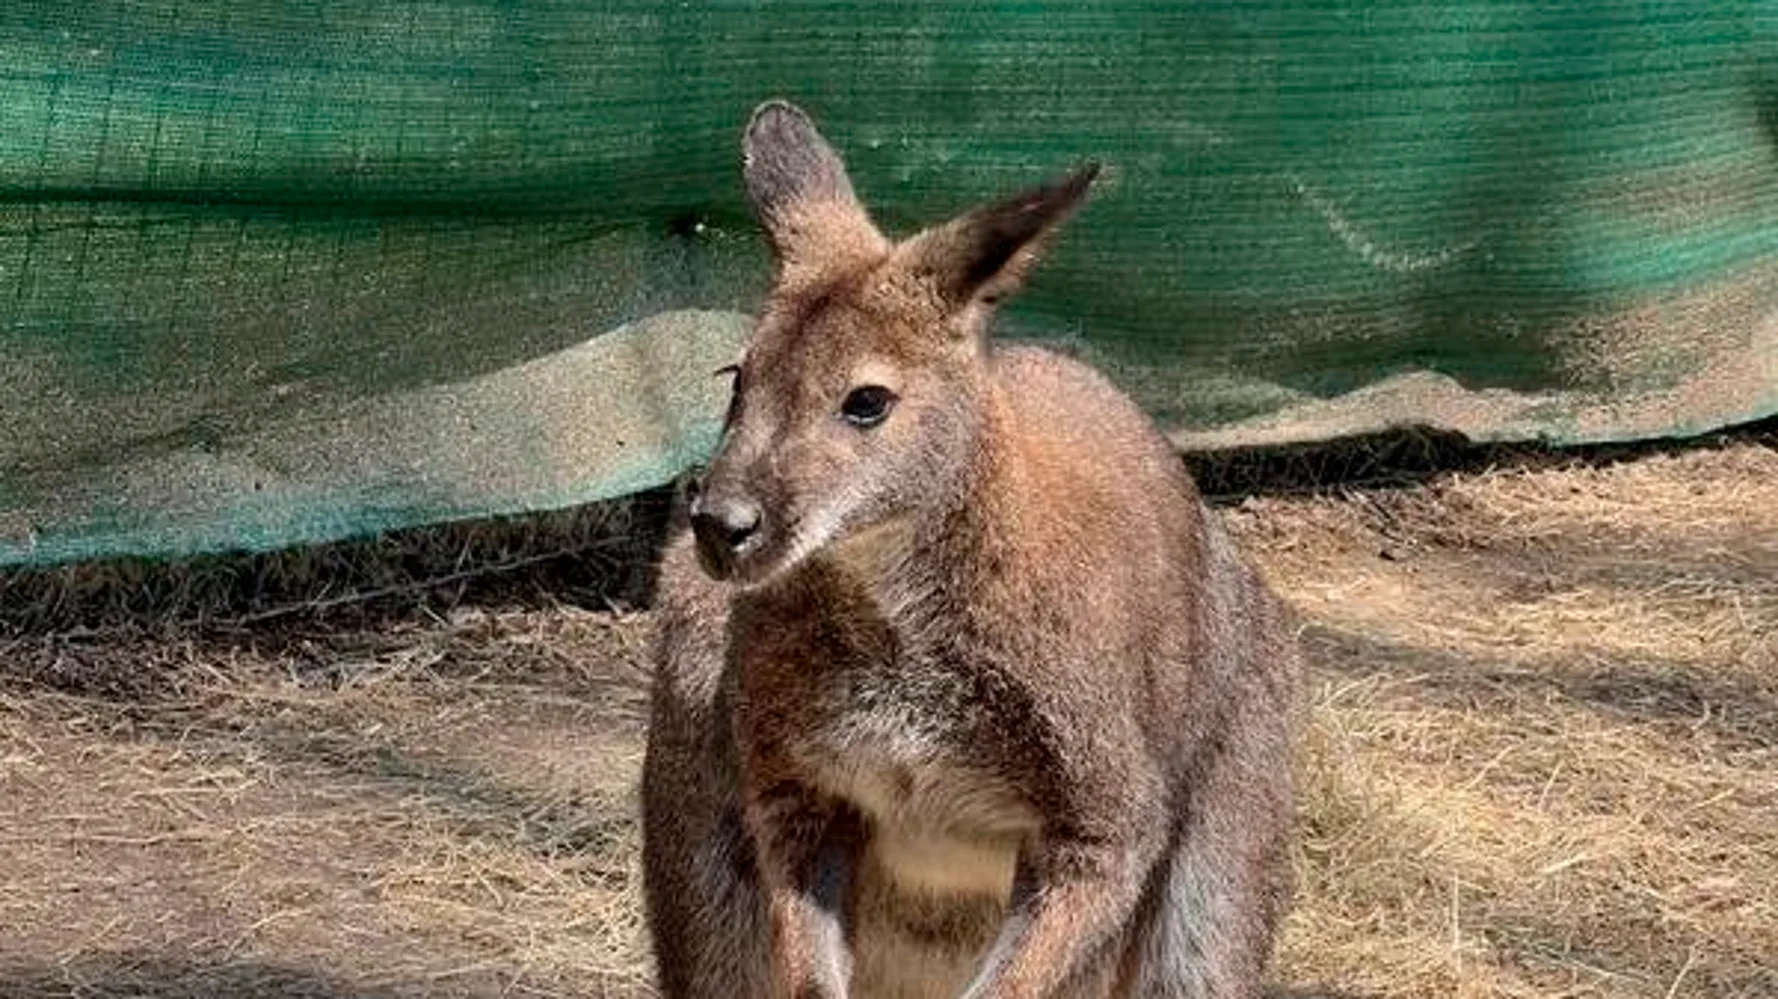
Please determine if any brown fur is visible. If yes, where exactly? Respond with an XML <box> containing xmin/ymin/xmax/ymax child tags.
<box><xmin>641</xmin><ymin>100</ymin><xmax>1301</xmax><ymax>998</ymax></box>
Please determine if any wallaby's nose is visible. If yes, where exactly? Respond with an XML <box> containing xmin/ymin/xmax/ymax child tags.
<box><xmin>690</xmin><ymin>494</ymin><xmax>763</xmax><ymax>564</ymax></box>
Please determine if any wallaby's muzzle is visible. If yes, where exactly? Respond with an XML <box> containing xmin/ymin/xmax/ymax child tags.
<box><xmin>687</xmin><ymin>484</ymin><xmax>763</xmax><ymax>582</ymax></box>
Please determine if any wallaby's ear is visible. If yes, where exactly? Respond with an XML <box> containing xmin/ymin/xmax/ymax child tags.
<box><xmin>742</xmin><ymin>100</ymin><xmax>884</xmax><ymax>276</ymax></box>
<box><xmin>902</xmin><ymin>162</ymin><xmax>1099</xmax><ymax>322</ymax></box>
<box><xmin>743</xmin><ymin>101</ymin><xmax>856</xmax><ymax>220</ymax></box>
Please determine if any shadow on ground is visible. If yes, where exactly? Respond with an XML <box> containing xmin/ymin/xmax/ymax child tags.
<box><xmin>0</xmin><ymin>957</ymin><xmax>1375</xmax><ymax>999</ymax></box>
<box><xmin>1304</xmin><ymin>624</ymin><xmax>1778</xmax><ymax>751</ymax></box>
<box><xmin>0</xmin><ymin>959</ymin><xmax>364</xmax><ymax>999</ymax></box>
<box><xmin>0</xmin><ymin>954</ymin><xmax>651</xmax><ymax>999</ymax></box>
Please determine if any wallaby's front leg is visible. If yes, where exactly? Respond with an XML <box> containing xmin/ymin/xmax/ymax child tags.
<box><xmin>962</xmin><ymin>830</ymin><xmax>1167</xmax><ymax>999</ymax></box>
<box><xmin>743</xmin><ymin>780</ymin><xmax>864</xmax><ymax>999</ymax></box>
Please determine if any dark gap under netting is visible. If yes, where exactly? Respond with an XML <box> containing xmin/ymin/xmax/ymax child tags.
<box><xmin>4</xmin><ymin>413</ymin><xmax>1774</xmax><ymax>638</ymax></box>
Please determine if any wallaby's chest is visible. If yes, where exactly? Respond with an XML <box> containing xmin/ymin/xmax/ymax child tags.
<box><xmin>734</xmin><ymin>618</ymin><xmax>1028</xmax><ymax>995</ymax></box>
<box><xmin>800</xmin><ymin>681</ymin><xmax>1038</xmax><ymax>833</ymax></box>
<box><xmin>730</xmin><ymin>589</ymin><xmax>1040</xmax><ymax>879</ymax></box>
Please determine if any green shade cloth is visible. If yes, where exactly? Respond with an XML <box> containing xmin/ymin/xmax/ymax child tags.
<box><xmin>4</xmin><ymin>0</ymin><xmax>1776</xmax><ymax>566</ymax></box>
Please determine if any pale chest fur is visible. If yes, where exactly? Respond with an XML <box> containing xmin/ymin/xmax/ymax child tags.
<box><xmin>738</xmin><ymin>619</ymin><xmax>1024</xmax><ymax>870</ymax></box>
<box><xmin>729</xmin><ymin>540</ymin><xmax>1044</xmax><ymax>989</ymax></box>
<box><xmin>800</xmin><ymin>703</ymin><xmax>1038</xmax><ymax>897</ymax></box>
<box><xmin>797</xmin><ymin>685</ymin><xmax>1033</xmax><ymax>998</ymax></box>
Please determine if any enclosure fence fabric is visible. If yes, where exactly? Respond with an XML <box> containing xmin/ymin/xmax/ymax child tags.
<box><xmin>3</xmin><ymin>0</ymin><xmax>1776</xmax><ymax>566</ymax></box>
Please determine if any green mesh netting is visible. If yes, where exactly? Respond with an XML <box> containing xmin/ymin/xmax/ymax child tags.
<box><xmin>4</xmin><ymin>0</ymin><xmax>1776</xmax><ymax>566</ymax></box>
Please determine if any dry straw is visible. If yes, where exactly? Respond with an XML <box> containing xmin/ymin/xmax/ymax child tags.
<box><xmin>1</xmin><ymin>427</ymin><xmax>1772</xmax><ymax>997</ymax></box>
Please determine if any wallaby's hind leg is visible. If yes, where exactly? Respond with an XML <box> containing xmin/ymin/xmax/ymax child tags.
<box><xmin>1129</xmin><ymin>796</ymin><xmax>1290</xmax><ymax>999</ymax></box>
<box><xmin>1129</xmin><ymin>693</ymin><xmax>1295</xmax><ymax>992</ymax></box>
<box><xmin>641</xmin><ymin>534</ymin><xmax>771</xmax><ymax>998</ymax></box>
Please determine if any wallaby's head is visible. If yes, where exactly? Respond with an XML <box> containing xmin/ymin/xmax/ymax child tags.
<box><xmin>689</xmin><ymin>100</ymin><xmax>1098</xmax><ymax>585</ymax></box>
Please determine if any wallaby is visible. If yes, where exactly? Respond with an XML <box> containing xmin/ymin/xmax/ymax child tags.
<box><xmin>641</xmin><ymin>100</ymin><xmax>1301</xmax><ymax>999</ymax></box>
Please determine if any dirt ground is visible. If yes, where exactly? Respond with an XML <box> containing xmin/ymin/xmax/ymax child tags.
<box><xmin>1</xmin><ymin>437</ymin><xmax>1773</xmax><ymax>998</ymax></box>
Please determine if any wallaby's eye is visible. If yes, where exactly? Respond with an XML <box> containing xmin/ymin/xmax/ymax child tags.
<box><xmin>840</xmin><ymin>385</ymin><xmax>897</xmax><ymax>428</ymax></box>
